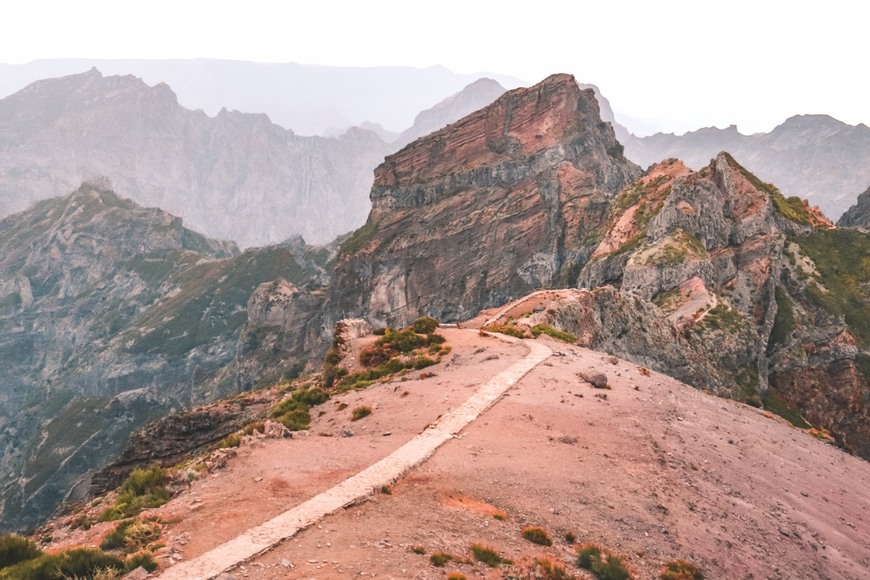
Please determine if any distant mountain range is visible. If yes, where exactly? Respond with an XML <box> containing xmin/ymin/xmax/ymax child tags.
<box><xmin>0</xmin><ymin>59</ymin><xmax>524</xmax><ymax>136</ymax></box>
<box><xmin>621</xmin><ymin>116</ymin><xmax>870</xmax><ymax>220</ymax></box>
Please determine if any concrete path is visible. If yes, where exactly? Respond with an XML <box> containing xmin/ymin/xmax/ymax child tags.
<box><xmin>159</xmin><ymin>334</ymin><xmax>551</xmax><ymax>579</ymax></box>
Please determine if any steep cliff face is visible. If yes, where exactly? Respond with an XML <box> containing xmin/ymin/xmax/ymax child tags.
<box><xmin>331</xmin><ymin>74</ymin><xmax>641</xmax><ymax>326</ymax></box>
<box><xmin>837</xmin><ymin>185</ymin><xmax>870</xmax><ymax>230</ymax></box>
<box><xmin>0</xmin><ymin>185</ymin><xmax>327</xmax><ymax>531</ymax></box>
<box><xmin>0</xmin><ymin>68</ymin><xmax>392</xmax><ymax>247</ymax></box>
<box><xmin>572</xmin><ymin>153</ymin><xmax>869</xmax><ymax>458</ymax></box>
<box><xmin>622</xmin><ymin>115</ymin><xmax>870</xmax><ymax>221</ymax></box>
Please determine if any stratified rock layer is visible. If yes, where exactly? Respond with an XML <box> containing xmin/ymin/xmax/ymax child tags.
<box><xmin>331</xmin><ymin>73</ymin><xmax>641</xmax><ymax>326</ymax></box>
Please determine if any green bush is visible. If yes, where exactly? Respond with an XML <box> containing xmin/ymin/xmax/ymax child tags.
<box><xmin>100</xmin><ymin>518</ymin><xmax>161</xmax><ymax>554</ymax></box>
<box><xmin>271</xmin><ymin>387</ymin><xmax>331</xmax><ymax>431</ymax></box>
<box><xmin>530</xmin><ymin>324</ymin><xmax>577</xmax><ymax>344</ymax></box>
<box><xmin>576</xmin><ymin>544</ymin><xmax>632</xmax><ymax>580</ymax></box>
<box><xmin>99</xmin><ymin>466</ymin><xmax>169</xmax><ymax>521</ymax></box>
<box><xmin>481</xmin><ymin>323</ymin><xmax>526</xmax><ymax>339</ymax></box>
<box><xmin>430</xmin><ymin>552</ymin><xmax>452</xmax><ymax>567</ymax></box>
<box><xmin>0</xmin><ymin>533</ymin><xmax>42</xmax><ymax>568</ymax></box>
<box><xmin>0</xmin><ymin>547</ymin><xmax>123</xmax><ymax>580</ymax></box>
<box><xmin>412</xmin><ymin>316</ymin><xmax>440</xmax><ymax>334</ymax></box>
<box><xmin>125</xmin><ymin>551</ymin><xmax>158</xmax><ymax>573</ymax></box>
<box><xmin>470</xmin><ymin>544</ymin><xmax>510</xmax><ymax>567</ymax></box>
<box><xmin>377</xmin><ymin>328</ymin><xmax>426</xmax><ymax>353</ymax></box>
<box><xmin>521</xmin><ymin>526</ymin><xmax>553</xmax><ymax>546</ymax></box>
<box><xmin>660</xmin><ymin>560</ymin><xmax>704</xmax><ymax>580</ymax></box>
<box><xmin>351</xmin><ymin>406</ymin><xmax>372</xmax><ymax>421</ymax></box>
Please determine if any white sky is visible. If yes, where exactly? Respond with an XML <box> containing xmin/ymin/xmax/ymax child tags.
<box><xmin>2</xmin><ymin>0</ymin><xmax>867</xmax><ymax>134</ymax></box>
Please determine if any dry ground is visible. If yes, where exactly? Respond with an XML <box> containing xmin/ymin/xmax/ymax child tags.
<box><xmin>104</xmin><ymin>327</ymin><xmax>869</xmax><ymax>579</ymax></box>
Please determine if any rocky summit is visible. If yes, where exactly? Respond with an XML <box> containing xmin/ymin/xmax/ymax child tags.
<box><xmin>330</xmin><ymin>73</ymin><xmax>641</xmax><ymax>326</ymax></box>
<box><xmin>838</xmin><ymin>184</ymin><xmax>870</xmax><ymax>230</ymax></box>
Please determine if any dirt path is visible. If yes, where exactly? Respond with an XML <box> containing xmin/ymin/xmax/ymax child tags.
<box><xmin>157</xmin><ymin>334</ymin><xmax>551</xmax><ymax>579</ymax></box>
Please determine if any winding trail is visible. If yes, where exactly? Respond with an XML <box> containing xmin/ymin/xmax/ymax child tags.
<box><xmin>158</xmin><ymin>334</ymin><xmax>551</xmax><ymax>580</ymax></box>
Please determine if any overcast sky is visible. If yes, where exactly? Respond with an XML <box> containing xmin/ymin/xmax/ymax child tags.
<box><xmin>2</xmin><ymin>0</ymin><xmax>867</xmax><ymax>134</ymax></box>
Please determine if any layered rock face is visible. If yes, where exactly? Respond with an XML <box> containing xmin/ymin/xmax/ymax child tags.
<box><xmin>0</xmin><ymin>184</ymin><xmax>328</xmax><ymax>531</ymax></box>
<box><xmin>331</xmin><ymin>74</ymin><xmax>641</xmax><ymax>326</ymax></box>
<box><xmin>570</xmin><ymin>153</ymin><xmax>869</xmax><ymax>458</ymax></box>
<box><xmin>837</xmin><ymin>185</ymin><xmax>870</xmax><ymax>230</ymax></box>
<box><xmin>622</xmin><ymin>115</ymin><xmax>870</xmax><ymax>221</ymax></box>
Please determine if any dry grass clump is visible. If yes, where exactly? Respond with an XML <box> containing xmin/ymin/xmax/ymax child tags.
<box><xmin>521</xmin><ymin>526</ymin><xmax>553</xmax><ymax>546</ymax></box>
<box><xmin>351</xmin><ymin>405</ymin><xmax>372</xmax><ymax>421</ymax></box>
<box><xmin>660</xmin><ymin>559</ymin><xmax>704</xmax><ymax>579</ymax></box>
<box><xmin>470</xmin><ymin>543</ymin><xmax>511</xmax><ymax>567</ymax></box>
<box><xmin>576</xmin><ymin>543</ymin><xmax>632</xmax><ymax>580</ymax></box>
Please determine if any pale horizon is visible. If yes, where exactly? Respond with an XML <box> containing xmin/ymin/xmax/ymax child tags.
<box><xmin>2</xmin><ymin>0</ymin><xmax>867</xmax><ymax>135</ymax></box>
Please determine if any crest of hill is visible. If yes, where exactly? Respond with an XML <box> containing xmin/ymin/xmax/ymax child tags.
<box><xmin>330</xmin><ymin>73</ymin><xmax>641</xmax><ymax>325</ymax></box>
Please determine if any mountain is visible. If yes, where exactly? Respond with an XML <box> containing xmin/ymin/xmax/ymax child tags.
<box><xmin>329</xmin><ymin>76</ymin><xmax>869</xmax><ymax>462</ymax></box>
<box><xmin>31</xmin><ymin>326</ymin><xmax>870</xmax><ymax>579</ymax></box>
<box><xmin>838</xmin><ymin>184</ymin><xmax>870</xmax><ymax>230</ymax></box>
<box><xmin>0</xmin><ymin>183</ymin><xmax>329</xmax><ymax>531</ymax></box>
<box><xmin>329</xmin><ymin>73</ymin><xmax>641</xmax><ymax>326</ymax></box>
<box><xmin>621</xmin><ymin>115</ymin><xmax>870</xmax><ymax>220</ymax></box>
<box><xmin>0</xmin><ymin>59</ymin><xmax>525</xmax><ymax>136</ymax></box>
<box><xmin>393</xmin><ymin>78</ymin><xmax>507</xmax><ymax>148</ymax></box>
<box><xmin>0</xmin><ymin>68</ymin><xmax>392</xmax><ymax>248</ymax></box>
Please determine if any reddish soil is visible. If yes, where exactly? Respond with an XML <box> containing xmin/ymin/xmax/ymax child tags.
<box><xmin>53</xmin><ymin>327</ymin><xmax>870</xmax><ymax>579</ymax></box>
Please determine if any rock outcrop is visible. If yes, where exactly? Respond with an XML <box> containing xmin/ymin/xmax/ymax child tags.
<box><xmin>621</xmin><ymin>115</ymin><xmax>870</xmax><ymax>221</ymax></box>
<box><xmin>331</xmin><ymin>73</ymin><xmax>641</xmax><ymax>326</ymax></box>
<box><xmin>837</xmin><ymin>184</ymin><xmax>870</xmax><ymax>230</ymax></box>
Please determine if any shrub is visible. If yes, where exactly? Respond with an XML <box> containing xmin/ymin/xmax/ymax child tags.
<box><xmin>0</xmin><ymin>547</ymin><xmax>123</xmax><ymax>580</ymax></box>
<box><xmin>430</xmin><ymin>552</ymin><xmax>452</xmax><ymax>567</ymax></box>
<box><xmin>576</xmin><ymin>544</ymin><xmax>632</xmax><ymax>580</ymax></box>
<box><xmin>412</xmin><ymin>316</ymin><xmax>440</xmax><ymax>334</ymax></box>
<box><xmin>411</xmin><ymin>546</ymin><xmax>426</xmax><ymax>555</ymax></box>
<box><xmin>564</xmin><ymin>532</ymin><xmax>577</xmax><ymax>544</ymax></box>
<box><xmin>660</xmin><ymin>560</ymin><xmax>704</xmax><ymax>580</ymax></box>
<box><xmin>360</xmin><ymin>344</ymin><xmax>394</xmax><ymax>367</ymax></box>
<box><xmin>530</xmin><ymin>324</ymin><xmax>577</xmax><ymax>344</ymax></box>
<box><xmin>447</xmin><ymin>574</ymin><xmax>466</xmax><ymax>580</ymax></box>
<box><xmin>481</xmin><ymin>323</ymin><xmax>526</xmax><ymax>339</ymax></box>
<box><xmin>470</xmin><ymin>544</ymin><xmax>510</xmax><ymax>567</ymax></box>
<box><xmin>529</xmin><ymin>557</ymin><xmax>575</xmax><ymax>580</ymax></box>
<box><xmin>100</xmin><ymin>517</ymin><xmax>161</xmax><ymax>553</ymax></box>
<box><xmin>99</xmin><ymin>466</ymin><xmax>170</xmax><ymax>521</ymax></box>
<box><xmin>521</xmin><ymin>526</ymin><xmax>553</xmax><ymax>546</ymax></box>
<box><xmin>218</xmin><ymin>433</ymin><xmax>241</xmax><ymax>448</ymax></box>
<box><xmin>125</xmin><ymin>551</ymin><xmax>159</xmax><ymax>573</ymax></box>
<box><xmin>0</xmin><ymin>533</ymin><xmax>42</xmax><ymax>568</ymax></box>
<box><xmin>378</xmin><ymin>328</ymin><xmax>426</xmax><ymax>353</ymax></box>
<box><xmin>271</xmin><ymin>387</ymin><xmax>330</xmax><ymax>431</ymax></box>
<box><xmin>351</xmin><ymin>406</ymin><xmax>372</xmax><ymax>421</ymax></box>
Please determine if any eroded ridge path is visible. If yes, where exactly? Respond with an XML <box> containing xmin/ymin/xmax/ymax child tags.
<box><xmin>158</xmin><ymin>334</ymin><xmax>551</xmax><ymax>579</ymax></box>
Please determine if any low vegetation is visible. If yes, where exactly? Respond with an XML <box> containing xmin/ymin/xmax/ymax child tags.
<box><xmin>793</xmin><ymin>229</ymin><xmax>870</xmax><ymax>346</ymax></box>
<box><xmin>470</xmin><ymin>544</ymin><xmax>511</xmax><ymax>567</ymax></box>
<box><xmin>0</xmin><ymin>546</ymin><xmax>123</xmax><ymax>580</ymax></box>
<box><xmin>762</xmin><ymin>389</ymin><xmax>811</xmax><ymax>429</ymax></box>
<box><xmin>530</xmin><ymin>324</ymin><xmax>576</xmax><ymax>343</ymax></box>
<box><xmin>660</xmin><ymin>559</ymin><xmax>704</xmax><ymax>580</ymax></box>
<box><xmin>351</xmin><ymin>406</ymin><xmax>372</xmax><ymax>421</ymax></box>
<box><xmin>100</xmin><ymin>517</ymin><xmax>161</xmax><ymax>553</ymax></box>
<box><xmin>0</xmin><ymin>534</ymin><xmax>41</xmax><ymax>569</ymax></box>
<box><xmin>767</xmin><ymin>285</ymin><xmax>795</xmax><ymax>352</ymax></box>
<box><xmin>99</xmin><ymin>466</ymin><xmax>170</xmax><ymax>521</ymax></box>
<box><xmin>271</xmin><ymin>386</ymin><xmax>330</xmax><ymax>431</ymax></box>
<box><xmin>576</xmin><ymin>544</ymin><xmax>632</xmax><ymax>580</ymax></box>
<box><xmin>481</xmin><ymin>323</ymin><xmax>526</xmax><ymax>339</ymax></box>
<box><xmin>521</xmin><ymin>526</ymin><xmax>553</xmax><ymax>546</ymax></box>
<box><xmin>430</xmin><ymin>552</ymin><xmax>452</xmax><ymax>567</ymax></box>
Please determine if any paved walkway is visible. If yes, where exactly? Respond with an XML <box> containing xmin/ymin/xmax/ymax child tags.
<box><xmin>159</xmin><ymin>334</ymin><xmax>551</xmax><ymax>579</ymax></box>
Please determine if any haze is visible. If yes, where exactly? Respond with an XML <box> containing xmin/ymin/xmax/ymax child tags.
<box><xmin>2</xmin><ymin>0</ymin><xmax>867</xmax><ymax>135</ymax></box>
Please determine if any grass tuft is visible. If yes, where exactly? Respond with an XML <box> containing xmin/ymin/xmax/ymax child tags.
<box><xmin>660</xmin><ymin>559</ymin><xmax>704</xmax><ymax>580</ymax></box>
<box><xmin>470</xmin><ymin>544</ymin><xmax>511</xmax><ymax>567</ymax></box>
<box><xmin>521</xmin><ymin>526</ymin><xmax>553</xmax><ymax>546</ymax></box>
